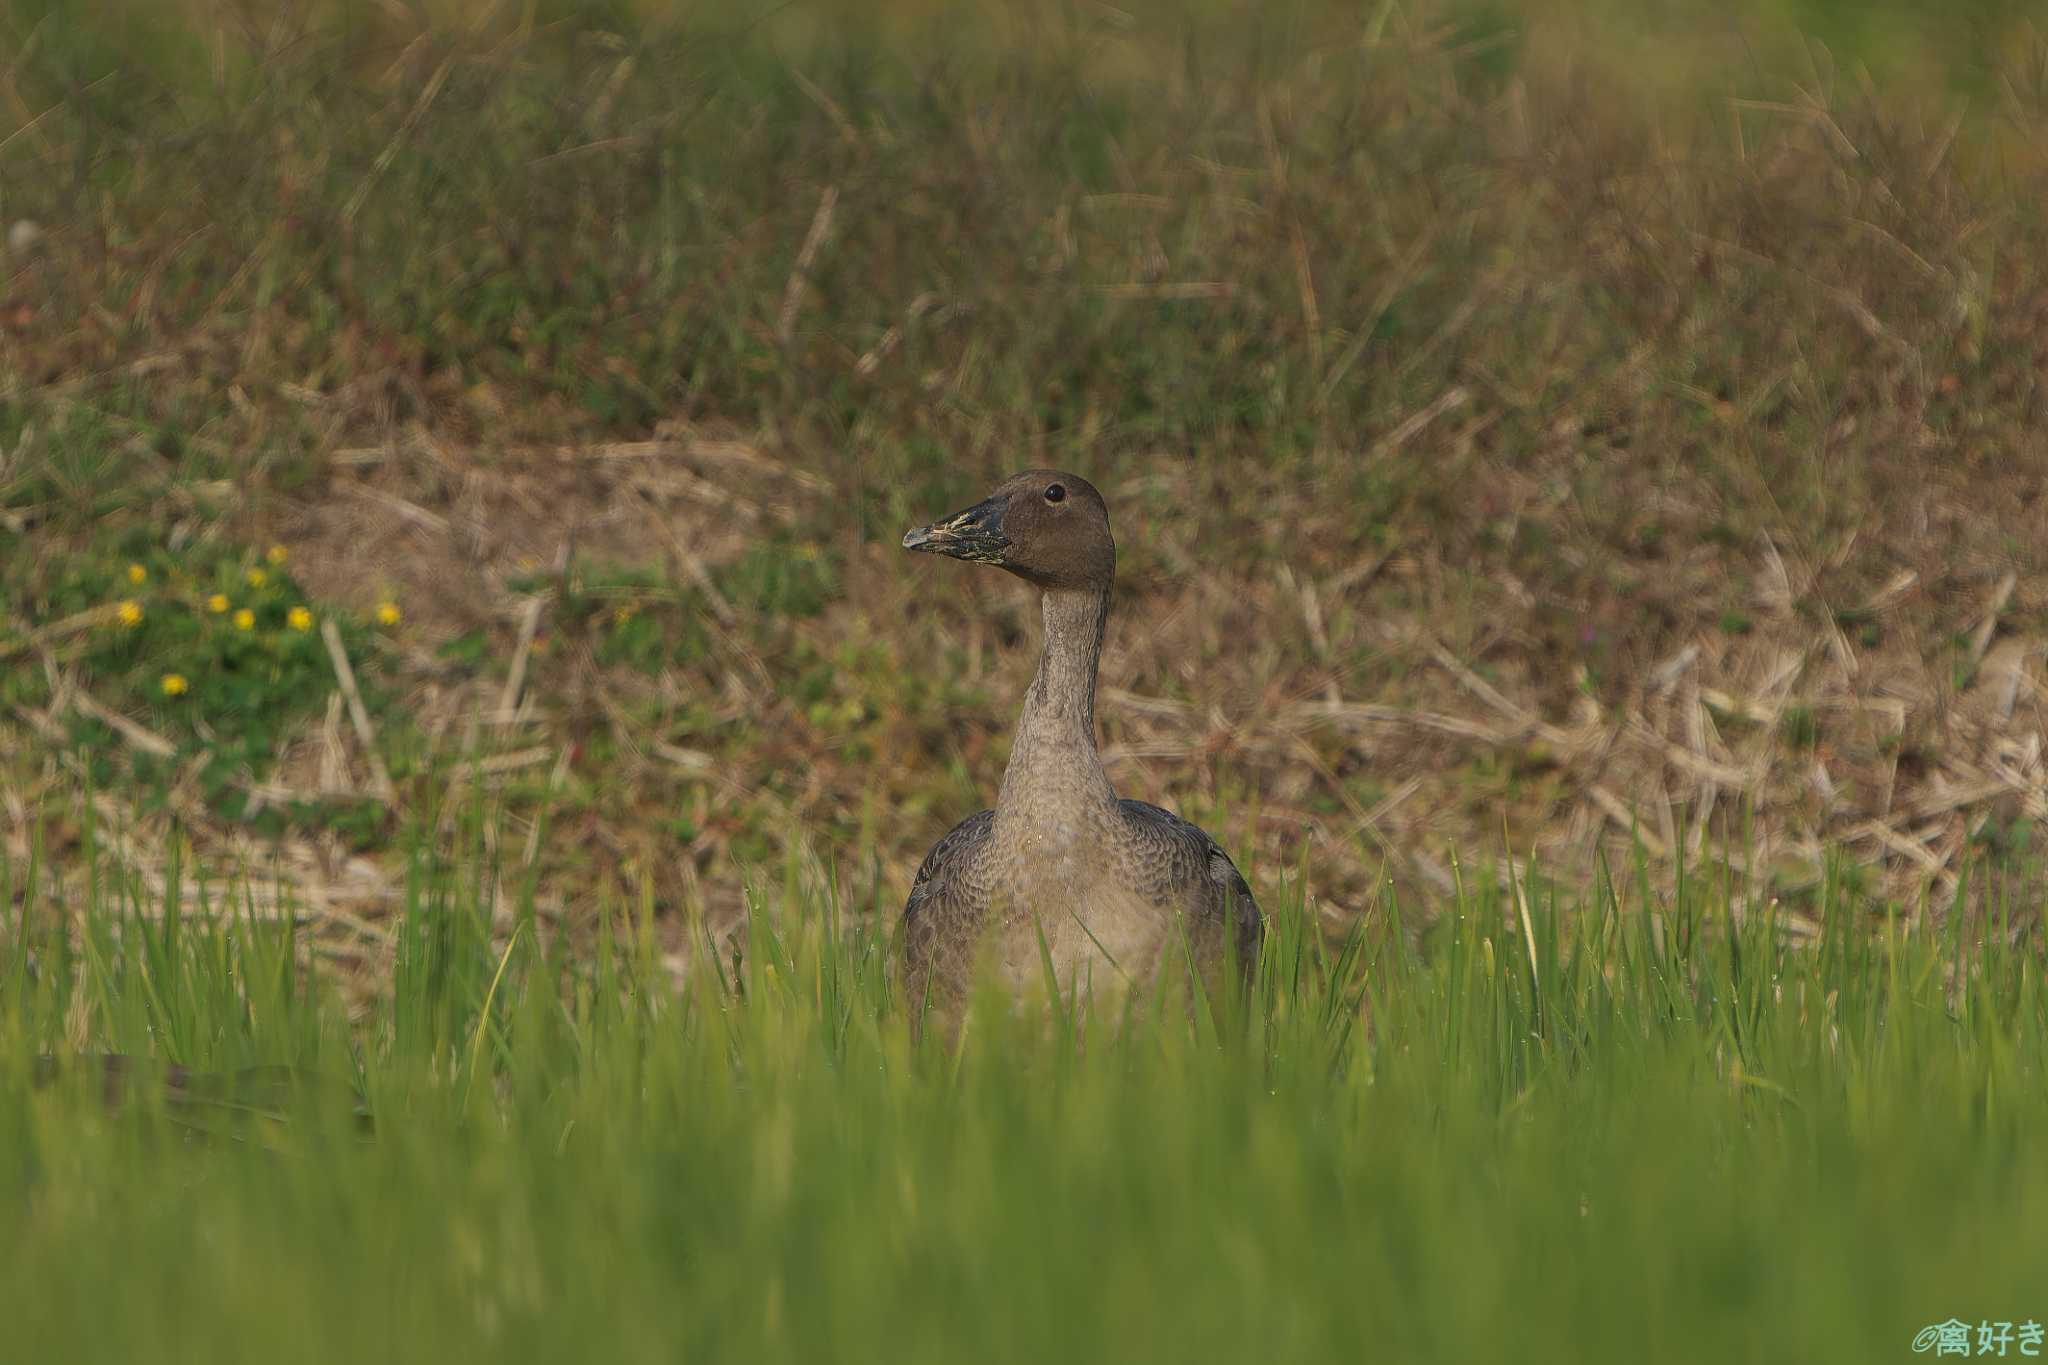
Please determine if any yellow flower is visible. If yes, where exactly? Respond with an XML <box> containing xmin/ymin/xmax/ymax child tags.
<box><xmin>611</xmin><ymin>604</ymin><xmax>636</xmax><ymax>624</ymax></box>
<box><xmin>160</xmin><ymin>673</ymin><xmax>188</xmax><ymax>697</ymax></box>
<box><xmin>207</xmin><ymin>593</ymin><xmax>230</xmax><ymax>614</ymax></box>
<box><xmin>233</xmin><ymin>609</ymin><xmax>255</xmax><ymax>631</ymax></box>
<box><xmin>266</xmin><ymin>544</ymin><xmax>289</xmax><ymax>566</ymax></box>
<box><xmin>375</xmin><ymin>601</ymin><xmax>401</xmax><ymax>626</ymax></box>
<box><xmin>126</xmin><ymin>563</ymin><xmax>147</xmax><ymax>584</ymax></box>
<box><xmin>115</xmin><ymin>600</ymin><xmax>143</xmax><ymax>627</ymax></box>
<box><xmin>286</xmin><ymin>606</ymin><xmax>313</xmax><ymax>632</ymax></box>
<box><xmin>246</xmin><ymin>568</ymin><xmax>268</xmax><ymax>589</ymax></box>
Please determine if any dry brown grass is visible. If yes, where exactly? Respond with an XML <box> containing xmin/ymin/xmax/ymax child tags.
<box><xmin>7</xmin><ymin>1</ymin><xmax>2048</xmax><ymax>963</ymax></box>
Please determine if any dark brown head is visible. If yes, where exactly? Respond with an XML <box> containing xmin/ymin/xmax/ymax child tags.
<box><xmin>902</xmin><ymin>470</ymin><xmax>1115</xmax><ymax>591</ymax></box>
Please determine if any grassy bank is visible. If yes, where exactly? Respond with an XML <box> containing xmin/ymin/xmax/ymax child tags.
<box><xmin>8</xmin><ymin>0</ymin><xmax>2048</xmax><ymax>939</ymax></box>
<box><xmin>7</xmin><ymin>825</ymin><xmax>2046</xmax><ymax>1363</ymax></box>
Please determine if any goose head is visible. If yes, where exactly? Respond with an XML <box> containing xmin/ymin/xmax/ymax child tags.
<box><xmin>902</xmin><ymin>470</ymin><xmax>1115</xmax><ymax>592</ymax></box>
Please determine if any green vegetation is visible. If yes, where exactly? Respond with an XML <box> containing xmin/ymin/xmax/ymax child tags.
<box><xmin>5</xmin><ymin>530</ymin><xmax>399</xmax><ymax>831</ymax></box>
<box><xmin>8</xmin><ymin>0</ymin><xmax>2048</xmax><ymax>914</ymax></box>
<box><xmin>6</xmin><ymin>1</ymin><xmax>2048</xmax><ymax>1359</ymax></box>
<box><xmin>8</xmin><ymin>827</ymin><xmax>2047</xmax><ymax>1363</ymax></box>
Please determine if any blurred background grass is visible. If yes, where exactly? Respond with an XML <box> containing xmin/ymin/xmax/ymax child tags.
<box><xmin>6</xmin><ymin>0</ymin><xmax>2048</xmax><ymax>977</ymax></box>
<box><xmin>6</xmin><ymin>4</ymin><xmax>2048</xmax><ymax>1360</ymax></box>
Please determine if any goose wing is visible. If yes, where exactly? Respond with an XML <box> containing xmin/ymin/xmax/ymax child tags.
<box><xmin>900</xmin><ymin>807</ymin><xmax>995</xmax><ymax>991</ymax></box>
<box><xmin>1116</xmin><ymin>799</ymin><xmax>1263</xmax><ymax>967</ymax></box>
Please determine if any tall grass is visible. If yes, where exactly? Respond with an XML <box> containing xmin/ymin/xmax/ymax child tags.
<box><xmin>5</xmin><ymin>818</ymin><xmax>2044</xmax><ymax>1362</ymax></box>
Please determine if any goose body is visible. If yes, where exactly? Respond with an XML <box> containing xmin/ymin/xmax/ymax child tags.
<box><xmin>898</xmin><ymin>471</ymin><xmax>1262</xmax><ymax>1021</ymax></box>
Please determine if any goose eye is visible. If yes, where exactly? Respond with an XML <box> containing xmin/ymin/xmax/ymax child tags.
<box><xmin>1044</xmin><ymin>483</ymin><xmax>1066</xmax><ymax>504</ymax></box>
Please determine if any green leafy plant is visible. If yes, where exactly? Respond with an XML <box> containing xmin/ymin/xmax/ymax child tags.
<box><xmin>25</xmin><ymin>535</ymin><xmax>397</xmax><ymax>830</ymax></box>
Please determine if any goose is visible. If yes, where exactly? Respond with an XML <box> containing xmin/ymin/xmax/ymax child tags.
<box><xmin>898</xmin><ymin>470</ymin><xmax>1262</xmax><ymax>1026</ymax></box>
